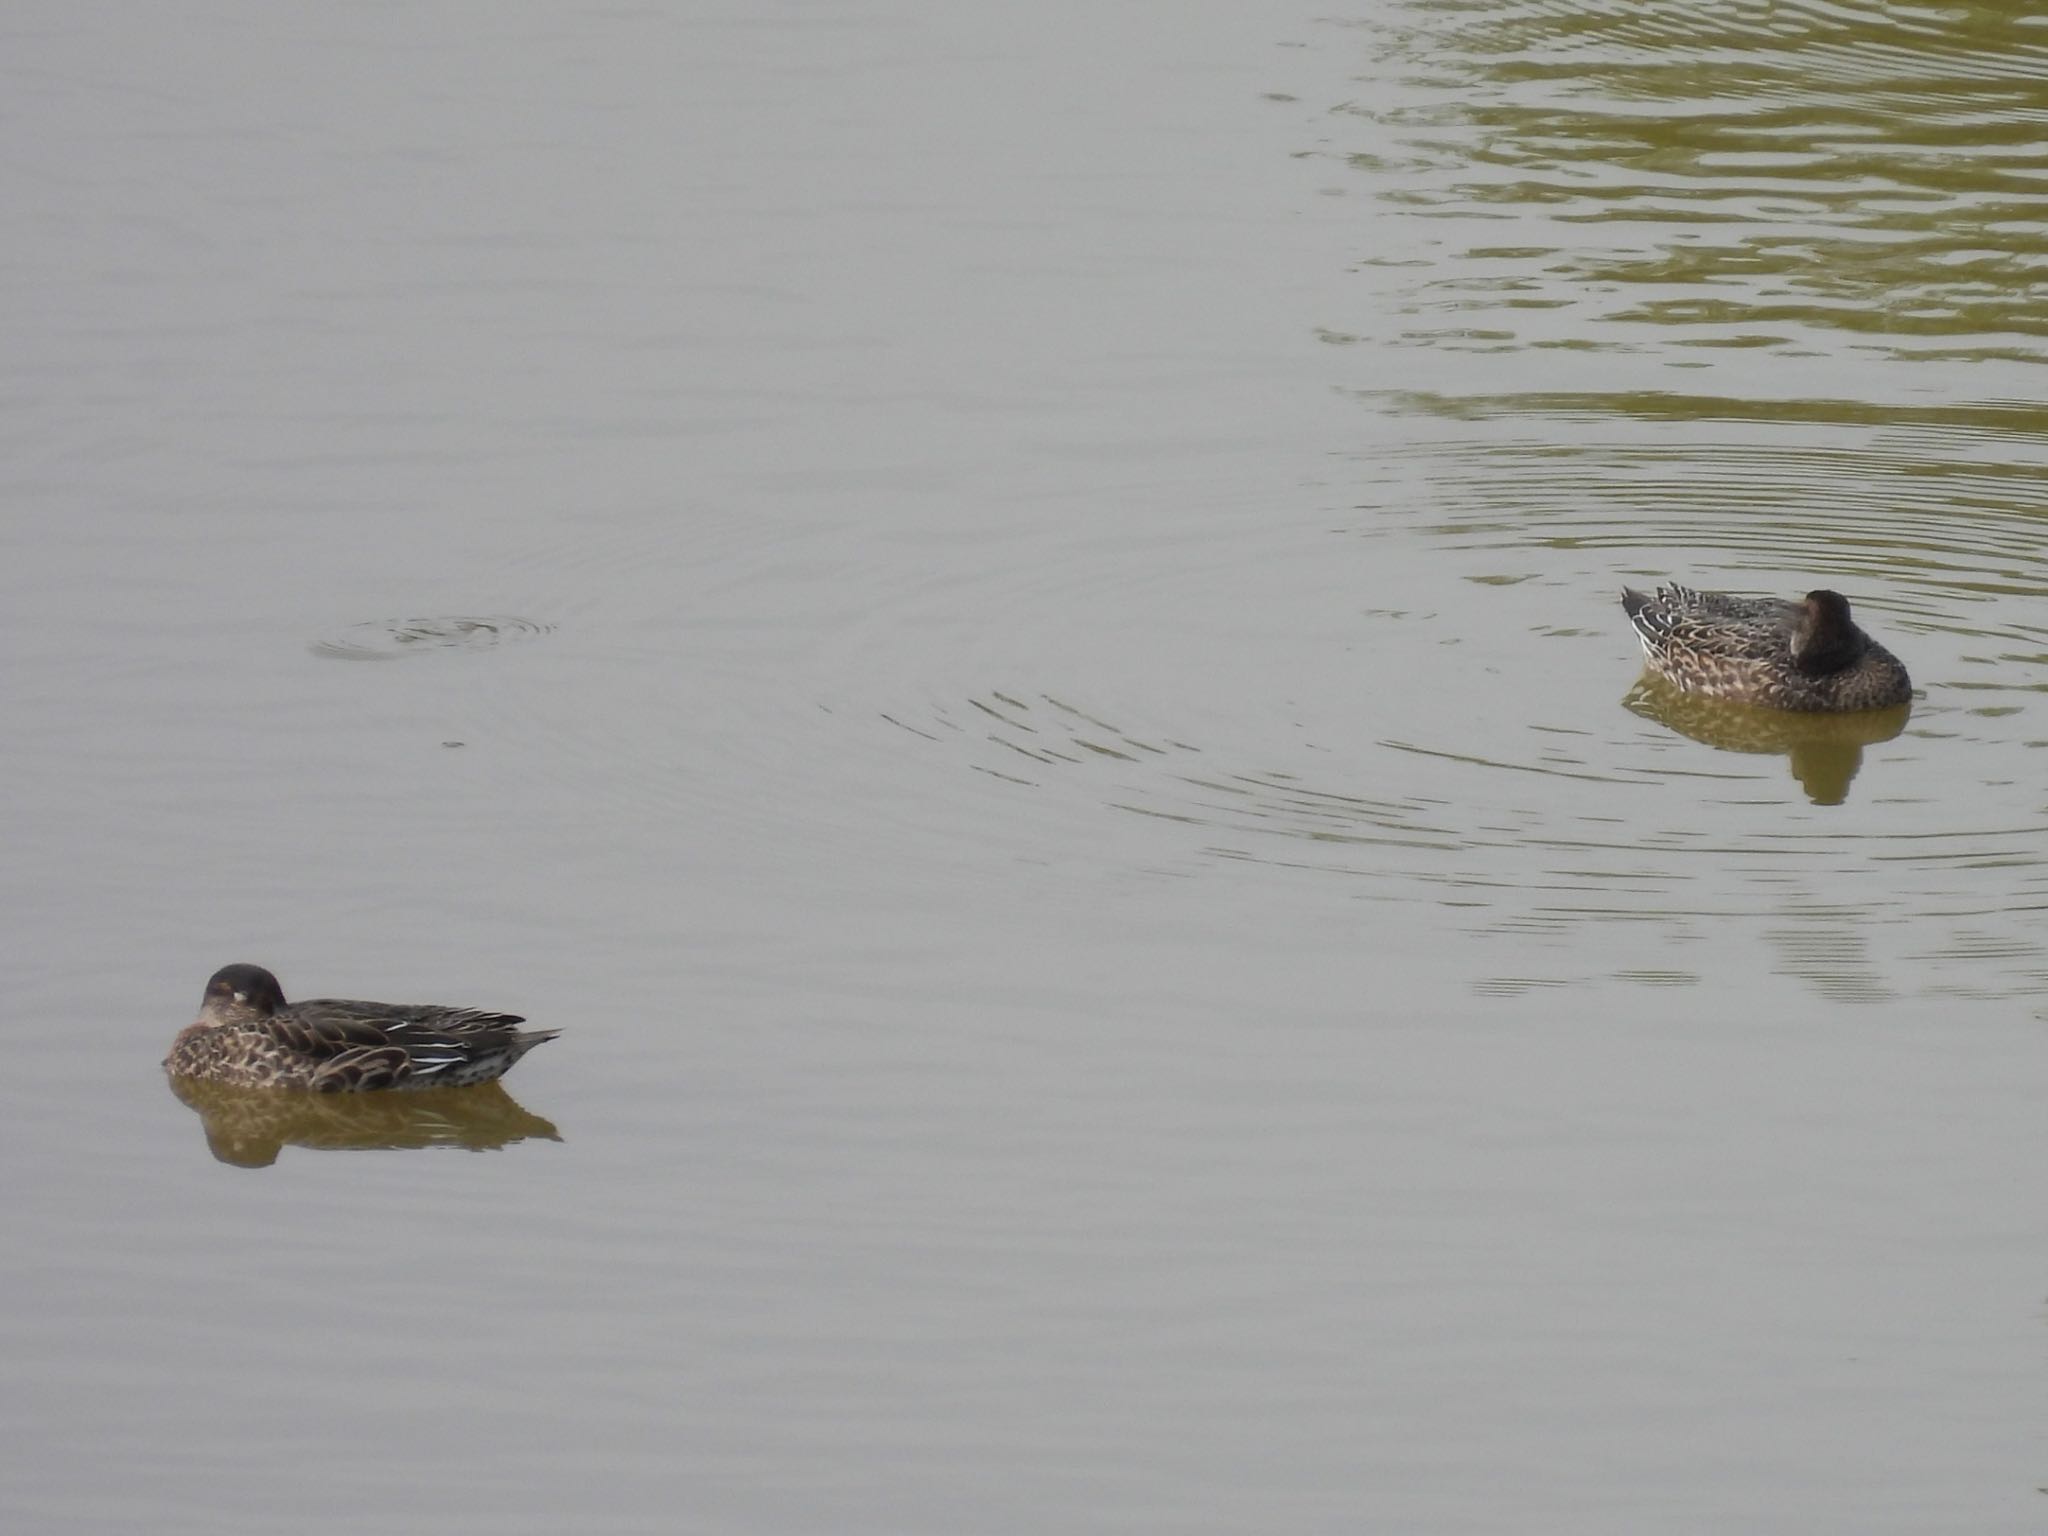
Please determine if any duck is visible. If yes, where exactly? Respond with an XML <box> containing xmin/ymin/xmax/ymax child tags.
<box><xmin>1619</xmin><ymin>584</ymin><xmax>1911</xmax><ymax>712</ymax></box>
<box><xmin>165</xmin><ymin>964</ymin><xmax>559</xmax><ymax>1091</ymax></box>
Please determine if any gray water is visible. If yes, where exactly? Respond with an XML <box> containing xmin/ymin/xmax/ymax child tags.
<box><xmin>6</xmin><ymin>3</ymin><xmax>2048</xmax><ymax>1532</ymax></box>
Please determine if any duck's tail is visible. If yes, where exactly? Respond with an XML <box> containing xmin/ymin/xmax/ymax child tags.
<box><xmin>510</xmin><ymin>1028</ymin><xmax>562</xmax><ymax>1060</ymax></box>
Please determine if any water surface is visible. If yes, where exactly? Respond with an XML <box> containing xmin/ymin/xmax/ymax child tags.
<box><xmin>4</xmin><ymin>3</ymin><xmax>2048</xmax><ymax>1532</ymax></box>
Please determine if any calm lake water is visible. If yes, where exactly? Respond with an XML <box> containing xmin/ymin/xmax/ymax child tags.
<box><xmin>6</xmin><ymin>2</ymin><xmax>2048</xmax><ymax>1531</ymax></box>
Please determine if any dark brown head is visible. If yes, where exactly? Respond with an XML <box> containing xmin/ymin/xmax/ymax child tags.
<box><xmin>199</xmin><ymin>964</ymin><xmax>287</xmax><ymax>1025</ymax></box>
<box><xmin>1792</xmin><ymin>590</ymin><xmax>1862</xmax><ymax>677</ymax></box>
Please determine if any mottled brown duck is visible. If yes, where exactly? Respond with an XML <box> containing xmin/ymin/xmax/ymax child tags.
<box><xmin>1619</xmin><ymin>584</ymin><xmax>1911</xmax><ymax>712</ymax></box>
<box><xmin>166</xmin><ymin>964</ymin><xmax>558</xmax><ymax>1091</ymax></box>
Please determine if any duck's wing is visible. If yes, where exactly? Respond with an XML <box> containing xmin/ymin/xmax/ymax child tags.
<box><xmin>306</xmin><ymin>1044</ymin><xmax>411</xmax><ymax>1092</ymax></box>
<box><xmin>264</xmin><ymin>998</ymin><xmax>400</xmax><ymax>1057</ymax></box>
<box><xmin>1626</xmin><ymin>587</ymin><xmax>1799</xmax><ymax>660</ymax></box>
<box><xmin>1669</xmin><ymin>586</ymin><xmax>1787</xmax><ymax>622</ymax></box>
<box><xmin>283</xmin><ymin>998</ymin><xmax>525</xmax><ymax>1038</ymax></box>
<box><xmin>380</xmin><ymin>1008</ymin><xmax>539</xmax><ymax>1083</ymax></box>
<box><xmin>273</xmin><ymin>999</ymin><xmax>529</xmax><ymax>1082</ymax></box>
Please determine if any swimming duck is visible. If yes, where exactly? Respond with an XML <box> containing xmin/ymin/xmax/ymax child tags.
<box><xmin>166</xmin><ymin>964</ymin><xmax>558</xmax><ymax>1091</ymax></box>
<box><xmin>1619</xmin><ymin>584</ymin><xmax>1911</xmax><ymax>712</ymax></box>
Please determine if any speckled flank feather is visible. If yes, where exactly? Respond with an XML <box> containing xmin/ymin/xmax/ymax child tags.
<box><xmin>1619</xmin><ymin>583</ymin><xmax>1911</xmax><ymax>713</ymax></box>
<box><xmin>166</xmin><ymin>964</ymin><xmax>558</xmax><ymax>1091</ymax></box>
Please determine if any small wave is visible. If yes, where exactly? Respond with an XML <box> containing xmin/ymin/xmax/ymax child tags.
<box><xmin>309</xmin><ymin>615</ymin><xmax>555</xmax><ymax>661</ymax></box>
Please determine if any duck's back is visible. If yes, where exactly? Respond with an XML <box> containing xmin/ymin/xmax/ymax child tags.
<box><xmin>277</xmin><ymin>997</ymin><xmax>554</xmax><ymax>1090</ymax></box>
<box><xmin>1624</xmin><ymin>582</ymin><xmax>1791</xmax><ymax>634</ymax></box>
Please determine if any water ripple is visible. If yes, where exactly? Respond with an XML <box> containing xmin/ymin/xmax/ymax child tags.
<box><xmin>310</xmin><ymin>614</ymin><xmax>555</xmax><ymax>661</ymax></box>
<box><xmin>1321</xmin><ymin>0</ymin><xmax>2048</xmax><ymax>367</ymax></box>
<box><xmin>860</xmin><ymin>396</ymin><xmax>2048</xmax><ymax>1002</ymax></box>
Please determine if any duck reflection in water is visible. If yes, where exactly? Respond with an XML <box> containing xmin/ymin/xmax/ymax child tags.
<box><xmin>1623</xmin><ymin>674</ymin><xmax>1910</xmax><ymax>805</ymax></box>
<box><xmin>166</xmin><ymin>1074</ymin><xmax>562</xmax><ymax>1169</ymax></box>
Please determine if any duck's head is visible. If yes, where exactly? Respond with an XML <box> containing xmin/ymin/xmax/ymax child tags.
<box><xmin>1793</xmin><ymin>589</ymin><xmax>1861</xmax><ymax>676</ymax></box>
<box><xmin>201</xmin><ymin>964</ymin><xmax>287</xmax><ymax>1022</ymax></box>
